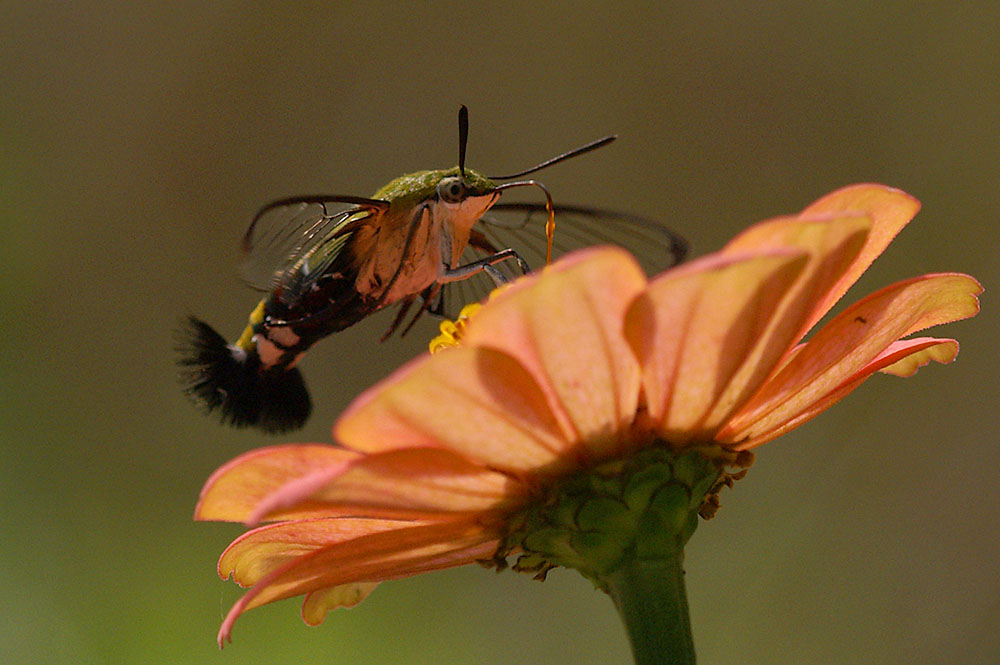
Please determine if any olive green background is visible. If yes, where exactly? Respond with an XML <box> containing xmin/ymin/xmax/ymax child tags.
<box><xmin>3</xmin><ymin>3</ymin><xmax>997</xmax><ymax>664</ymax></box>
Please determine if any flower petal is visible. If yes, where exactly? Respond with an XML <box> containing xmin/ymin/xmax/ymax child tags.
<box><xmin>462</xmin><ymin>247</ymin><xmax>647</xmax><ymax>458</ymax></box>
<box><xmin>727</xmin><ymin>337</ymin><xmax>960</xmax><ymax>448</ymax></box>
<box><xmin>720</xmin><ymin>273</ymin><xmax>982</xmax><ymax>443</ymax></box>
<box><xmin>878</xmin><ymin>337</ymin><xmax>959</xmax><ymax>377</ymax></box>
<box><xmin>302</xmin><ymin>583</ymin><xmax>380</xmax><ymax>626</ymax></box>
<box><xmin>707</xmin><ymin>214</ymin><xmax>874</xmax><ymax>424</ymax></box>
<box><xmin>625</xmin><ymin>250</ymin><xmax>810</xmax><ymax>443</ymax></box>
<box><xmin>723</xmin><ymin>185</ymin><xmax>920</xmax><ymax>340</ymax></box>
<box><xmin>797</xmin><ymin>183</ymin><xmax>921</xmax><ymax>331</ymax></box>
<box><xmin>195</xmin><ymin>444</ymin><xmax>360</xmax><ymax>522</ymax></box>
<box><xmin>219</xmin><ymin>517</ymin><xmax>421</xmax><ymax>587</ymax></box>
<box><xmin>335</xmin><ymin>346</ymin><xmax>569</xmax><ymax>473</ymax></box>
<box><xmin>249</xmin><ymin>447</ymin><xmax>526</xmax><ymax>524</ymax></box>
<box><xmin>218</xmin><ymin>517</ymin><xmax>499</xmax><ymax>646</ymax></box>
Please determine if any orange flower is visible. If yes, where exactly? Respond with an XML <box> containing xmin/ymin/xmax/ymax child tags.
<box><xmin>196</xmin><ymin>184</ymin><xmax>981</xmax><ymax>647</ymax></box>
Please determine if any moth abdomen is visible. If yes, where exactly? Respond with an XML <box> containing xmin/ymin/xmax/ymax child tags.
<box><xmin>177</xmin><ymin>316</ymin><xmax>312</xmax><ymax>434</ymax></box>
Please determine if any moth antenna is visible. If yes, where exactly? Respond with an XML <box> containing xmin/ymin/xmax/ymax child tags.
<box><xmin>458</xmin><ymin>105</ymin><xmax>470</xmax><ymax>184</ymax></box>
<box><xmin>489</xmin><ymin>135</ymin><xmax>617</xmax><ymax>180</ymax></box>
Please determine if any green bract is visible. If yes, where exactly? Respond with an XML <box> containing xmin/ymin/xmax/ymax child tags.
<box><xmin>497</xmin><ymin>445</ymin><xmax>751</xmax><ymax>588</ymax></box>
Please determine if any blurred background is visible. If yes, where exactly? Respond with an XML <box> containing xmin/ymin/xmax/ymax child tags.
<box><xmin>3</xmin><ymin>3</ymin><xmax>997</xmax><ymax>664</ymax></box>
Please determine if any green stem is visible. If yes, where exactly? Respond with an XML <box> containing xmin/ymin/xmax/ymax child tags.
<box><xmin>604</xmin><ymin>549</ymin><xmax>695</xmax><ymax>665</ymax></box>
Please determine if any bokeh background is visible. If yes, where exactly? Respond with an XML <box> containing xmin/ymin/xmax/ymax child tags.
<box><xmin>3</xmin><ymin>3</ymin><xmax>997</xmax><ymax>664</ymax></box>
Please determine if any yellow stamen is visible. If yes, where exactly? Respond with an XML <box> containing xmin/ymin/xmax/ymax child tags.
<box><xmin>429</xmin><ymin>303</ymin><xmax>483</xmax><ymax>353</ymax></box>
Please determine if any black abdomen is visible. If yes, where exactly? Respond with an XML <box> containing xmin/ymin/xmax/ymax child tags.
<box><xmin>178</xmin><ymin>317</ymin><xmax>311</xmax><ymax>433</ymax></box>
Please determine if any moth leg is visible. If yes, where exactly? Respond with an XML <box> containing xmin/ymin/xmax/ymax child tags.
<box><xmin>396</xmin><ymin>283</ymin><xmax>442</xmax><ymax>338</ymax></box>
<box><xmin>467</xmin><ymin>228</ymin><xmax>500</xmax><ymax>255</ymax></box>
<box><xmin>463</xmin><ymin>231</ymin><xmax>508</xmax><ymax>287</ymax></box>
<box><xmin>440</xmin><ymin>249</ymin><xmax>531</xmax><ymax>287</ymax></box>
<box><xmin>381</xmin><ymin>295</ymin><xmax>417</xmax><ymax>341</ymax></box>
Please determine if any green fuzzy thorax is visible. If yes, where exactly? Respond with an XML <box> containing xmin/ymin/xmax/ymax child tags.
<box><xmin>371</xmin><ymin>167</ymin><xmax>496</xmax><ymax>213</ymax></box>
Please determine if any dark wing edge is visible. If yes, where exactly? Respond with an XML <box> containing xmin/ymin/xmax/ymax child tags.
<box><xmin>239</xmin><ymin>195</ymin><xmax>389</xmax><ymax>297</ymax></box>
<box><xmin>433</xmin><ymin>203</ymin><xmax>689</xmax><ymax>319</ymax></box>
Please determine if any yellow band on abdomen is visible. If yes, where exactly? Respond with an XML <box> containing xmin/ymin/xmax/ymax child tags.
<box><xmin>235</xmin><ymin>299</ymin><xmax>267</xmax><ymax>351</ymax></box>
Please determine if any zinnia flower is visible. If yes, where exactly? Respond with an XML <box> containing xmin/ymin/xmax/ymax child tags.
<box><xmin>196</xmin><ymin>184</ymin><xmax>981</xmax><ymax>659</ymax></box>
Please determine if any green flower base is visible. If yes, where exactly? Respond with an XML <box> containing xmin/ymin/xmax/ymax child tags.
<box><xmin>496</xmin><ymin>444</ymin><xmax>752</xmax><ymax>664</ymax></box>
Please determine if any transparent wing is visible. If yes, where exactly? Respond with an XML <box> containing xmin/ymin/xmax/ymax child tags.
<box><xmin>435</xmin><ymin>203</ymin><xmax>689</xmax><ymax>318</ymax></box>
<box><xmin>240</xmin><ymin>195</ymin><xmax>387</xmax><ymax>303</ymax></box>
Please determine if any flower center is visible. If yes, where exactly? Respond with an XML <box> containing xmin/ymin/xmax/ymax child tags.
<box><xmin>493</xmin><ymin>444</ymin><xmax>752</xmax><ymax>590</ymax></box>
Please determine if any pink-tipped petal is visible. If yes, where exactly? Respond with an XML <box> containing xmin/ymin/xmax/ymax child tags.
<box><xmin>462</xmin><ymin>247</ymin><xmax>647</xmax><ymax>458</ymax></box>
<box><xmin>796</xmin><ymin>184</ymin><xmax>921</xmax><ymax>331</ymax></box>
<box><xmin>724</xmin><ymin>185</ymin><xmax>920</xmax><ymax>339</ymax></box>
<box><xmin>195</xmin><ymin>445</ymin><xmax>360</xmax><ymax>522</ymax></box>
<box><xmin>217</xmin><ymin>518</ymin><xmax>498</xmax><ymax>646</ymax></box>
<box><xmin>219</xmin><ymin>517</ymin><xmax>423</xmax><ymax>586</ymax></box>
<box><xmin>245</xmin><ymin>462</ymin><xmax>357</xmax><ymax>526</ymax></box>
<box><xmin>626</xmin><ymin>250</ymin><xmax>810</xmax><ymax>443</ymax></box>
<box><xmin>298</xmin><ymin>531</ymin><xmax>497</xmax><ymax>627</ymax></box>
<box><xmin>251</xmin><ymin>447</ymin><xmax>525</xmax><ymax>524</ymax></box>
<box><xmin>707</xmin><ymin>214</ymin><xmax>874</xmax><ymax>421</ymax></box>
<box><xmin>336</xmin><ymin>347</ymin><xmax>569</xmax><ymax>473</ymax></box>
<box><xmin>721</xmin><ymin>273</ymin><xmax>982</xmax><ymax>443</ymax></box>
<box><xmin>727</xmin><ymin>337</ymin><xmax>961</xmax><ymax>449</ymax></box>
<box><xmin>878</xmin><ymin>338</ymin><xmax>959</xmax><ymax>377</ymax></box>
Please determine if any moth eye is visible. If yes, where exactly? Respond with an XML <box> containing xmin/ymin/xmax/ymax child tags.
<box><xmin>438</xmin><ymin>177</ymin><xmax>465</xmax><ymax>203</ymax></box>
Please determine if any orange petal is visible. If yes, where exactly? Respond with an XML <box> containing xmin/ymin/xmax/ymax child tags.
<box><xmin>219</xmin><ymin>517</ymin><xmax>421</xmax><ymax>587</ymax></box>
<box><xmin>724</xmin><ymin>185</ymin><xmax>920</xmax><ymax>339</ymax></box>
<box><xmin>249</xmin><ymin>447</ymin><xmax>526</xmax><ymax>524</ymax></box>
<box><xmin>707</xmin><ymin>214</ymin><xmax>874</xmax><ymax>424</ymax></box>
<box><xmin>195</xmin><ymin>444</ymin><xmax>360</xmax><ymax>522</ymax></box>
<box><xmin>720</xmin><ymin>273</ymin><xmax>981</xmax><ymax>443</ymax></box>
<box><xmin>302</xmin><ymin>583</ymin><xmax>380</xmax><ymax>626</ymax></box>
<box><xmin>796</xmin><ymin>183</ymin><xmax>921</xmax><ymax>332</ymax></box>
<box><xmin>625</xmin><ymin>249</ymin><xmax>810</xmax><ymax>443</ymax></box>
<box><xmin>335</xmin><ymin>347</ymin><xmax>569</xmax><ymax>473</ymax></box>
<box><xmin>879</xmin><ymin>337</ymin><xmax>959</xmax><ymax>377</ymax></box>
<box><xmin>218</xmin><ymin>518</ymin><xmax>498</xmax><ymax>646</ymax></box>
<box><xmin>727</xmin><ymin>337</ymin><xmax>960</xmax><ymax>449</ymax></box>
<box><xmin>462</xmin><ymin>247</ymin><xmax>647</xmax><ymax>458</ymax></box>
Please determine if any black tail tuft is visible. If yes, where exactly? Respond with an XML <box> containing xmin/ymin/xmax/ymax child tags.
<box><xmin>177</xmin><ymin>316</ymin><xmax>312</xmax><ymax>433</ymax></box>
